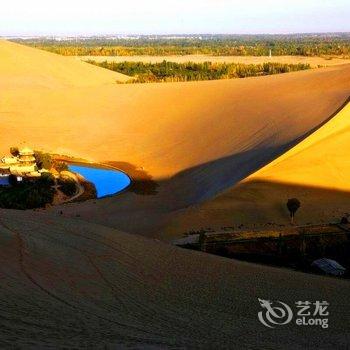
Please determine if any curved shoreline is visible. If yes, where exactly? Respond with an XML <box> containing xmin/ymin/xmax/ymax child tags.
<box><xmin>68</xmin><ymin>163</ymin><xmax>132</xmax><ymax>199</ymax></box>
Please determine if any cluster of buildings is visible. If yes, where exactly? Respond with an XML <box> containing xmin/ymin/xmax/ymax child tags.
<box><xmin>0</xmin><ymin>147</ymin><xmax>49</xmax><ymax>182</ymax></box>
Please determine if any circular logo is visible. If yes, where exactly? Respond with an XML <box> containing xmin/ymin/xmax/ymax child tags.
<box><xmin>258</xmin><ymin>298</ymin><xmax>293</xmax><ymax>328</ymax></box>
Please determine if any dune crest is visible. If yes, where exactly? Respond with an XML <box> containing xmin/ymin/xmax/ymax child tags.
<box><xmin>247</xmin><ymin>101</ymin><xmax>350</xmax><ymax>190</ymax></box>
<box><xmin>165</xmin><ymin>101</ymin><xmax>350</xmax><ymax>236</ymax></box>
<box><xmin>0</xmin><ymin>40</ymin><xmax>131</xmax><ymax>87</ymax></box>
<box><xmin>1</xmin><ymin>40</ymin><xmax>350</xmax><ymax>236</ymax></box>
<box><xmin>1</xmin><ymin>40</ymin><xmax>350</xmax><ymax>348</ymax></box>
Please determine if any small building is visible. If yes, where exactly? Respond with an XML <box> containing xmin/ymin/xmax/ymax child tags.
<box><xmin>0</xmin><ymin>147</ymin><xmax>47</xmax><ymax>179</ymax></box>
<box><xmin>18</xmin><ymin>147</ymin><xmax>37</xmax><ymax>167</ymax></box>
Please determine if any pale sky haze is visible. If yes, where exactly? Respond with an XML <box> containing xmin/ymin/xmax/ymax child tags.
<box><xmin>1</xmin><ymin>0</ymin><xmax>349</xmax><ymax>36</ymax></box>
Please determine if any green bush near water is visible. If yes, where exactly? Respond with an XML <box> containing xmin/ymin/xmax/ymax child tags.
<box><xmin>58</xmin><ymin>178</ymin><xmax>77</xmax><ymax>196</ymax></box>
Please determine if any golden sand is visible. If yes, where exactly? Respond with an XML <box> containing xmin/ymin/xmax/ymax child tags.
<box><xmin>0</xmin><ymin>41</ymin><xmax>350</xmax><ymax>347</ymax></box>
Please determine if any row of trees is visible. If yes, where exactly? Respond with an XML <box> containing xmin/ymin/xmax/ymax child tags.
<box><xmin>14</xmin><ymin>34</ymin><xmax>350</xmax><ymax>57</ymax></box>
<box><xmin>22</xmin><ymin>44</ymin><xmax>350</xmax><ymax>57</ymax></box>
<box><xmin>87</xmin><ymin>60</ymin><xmax>311</xmax><ymax>83</ymax></box>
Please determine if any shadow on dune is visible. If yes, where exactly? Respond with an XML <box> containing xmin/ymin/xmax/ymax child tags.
<box><xmin>163</xmin><ymin>145</ymin><xmax>292</xmax><ymax>207</ymax></box>
<box><xmin>164</xmin><ymin>179</ymin><xmax>350</xmax><ymax>240</ymax></box>
<box><xmin>104</xmin><ymin>161</ymin><xmax>159</xmax><ymax>195</ymax></box>
<box><xmin>54</xmin><ymin>96</ymin><xmax>350</xmax><ymax>237</ymax></box>
<box><xmin>1</xmin><ymin>209</ymin><xmax>349</xmax><ymax>348</ymax></box>
<box><xmin>231</xmin><ymin>179</ymin><xmax>350</xmax><ymax>225</ymax></box>
<box><xmin>112</xmin><ymin>94</ymin><xmax>350</xmax><ymax>207</ymax></box>
<box><xmin>58</xmin><ymin>157</ymin><xmax>350</xmax><ymax>240</ymax></box>
<box><xmin>166</xmin><ymin>95</ymin><xmax>350</xmax><ymax>203</ymax></box>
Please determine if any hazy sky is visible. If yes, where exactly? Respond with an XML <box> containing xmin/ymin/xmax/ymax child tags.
<box><xmin>1</xmin><ymin>0</ymin><xmax>349</xmax><ymax>36</ymax></box>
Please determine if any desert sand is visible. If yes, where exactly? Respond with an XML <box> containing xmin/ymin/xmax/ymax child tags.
<box><xmin>0</xmin><ymin>209</ymin><xmax>349</xmax><ymax>348</ymax></box>
<box><xmin>163</xmin><ymin>102</ymin><xmax>350</xmax><ymax>237</ymax></box>
<box><xmin>1</xmin><ymin>39</ymin><xmax>350</xmax><ymax>235</ymax></box>
<box><xmin>0</xmin><ymin>40</ymin><xmax>350</xmax><ymax>347</ymax></box>
<box><xmin>0</xmin><ymin>40</ymin><xmax>132</xmax><ymax>87</ymax></box>
<box><xmin>80</xmin><ymin>54</ymin><xmax>350</xmax><ymax>68</ymax></box>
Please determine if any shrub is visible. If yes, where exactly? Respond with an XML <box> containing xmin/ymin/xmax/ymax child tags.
<box><xmin>58</xmin><ymin>178</ymin><xmax>77</xmax><ymax>196</ymax></box>
<box><xmin>35</xmin><ymin>151</ymin><xmax>52</xmax><ymax>170</ymax></box>
<box><xmin>55</xmin><ymin>161</ymin><xmax>68</xmax><ymax>172</ymax></box>
<box><xmin>39</xmin><ymin>172</ymin><xmax>55</xmax><ymax>186</ymax></box>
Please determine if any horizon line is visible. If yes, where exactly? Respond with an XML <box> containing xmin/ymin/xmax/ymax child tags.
<box><xmin>2</xmin><ymin>31</ymin><xmax>350</xmax><ymax>38</ymax></box>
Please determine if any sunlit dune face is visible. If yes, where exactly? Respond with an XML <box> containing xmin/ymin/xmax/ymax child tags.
<box><xmin>1</xmin><ymin>40</ymin><xmax>350</xmax><ymax>238</ymax></box>
<box><xmin>248</xmin><ymin>103</ymin><xmax>350</xmax><ymax>191</ymax></box>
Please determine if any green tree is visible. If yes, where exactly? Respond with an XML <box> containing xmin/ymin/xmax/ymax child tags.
<box><xmin>58</xmin><ymin>178</ymin><xmax>77</xmax><ymax>196</ymax></box>
<box><xmin>39</xmin><ymin>172</ymin><xmax>55</xmax><ymax>186</ymax></box>
<box><xmin>35</xmin><ymin>152</ymin><xmax>52</xmax><ymax>170</ymax></box>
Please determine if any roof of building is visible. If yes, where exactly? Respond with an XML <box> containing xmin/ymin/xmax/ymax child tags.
<box><xmin>2</xmin><ymin>156</ymin><xmax>19</xmax><ymax>164</ymax></box>
<box><xmin>19</xmin><ymin>147</ymin><xmax>35</xmax><ymax>155</ymax></box>
<box><xmin>10</xmin><ymin>164</ymin><xmax>37</xmax><ymax>173</ymax></box>
<box><xmin>19</xmin><ymin>156</ymin><xmax>36</xmax><ymax>162</ymax></box>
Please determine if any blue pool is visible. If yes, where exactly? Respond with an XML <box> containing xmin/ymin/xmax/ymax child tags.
<box><xmin>0</xmin><ymin>176</ymin><xmax>9</xmax><ymax>186</ymax></box>
<box><xmin>68</xmin><ymin>165</ymin><xmax>131</xmax><ymax>198</ymax></box>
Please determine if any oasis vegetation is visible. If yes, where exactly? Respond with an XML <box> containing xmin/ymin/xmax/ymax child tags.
<box><xmin>0</xmin><ymin>147</ymin><xmax>84</xmax><ymax>209</ymax></box>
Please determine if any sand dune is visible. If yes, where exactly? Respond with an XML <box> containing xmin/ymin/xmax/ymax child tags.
<box><xmin>1</xmin><ymin>40</ymin><xmax>349</xmax><ymax>179</ymax></box>
<box><xmin>248</xmin><ymin>102</ymin><xmax>350</xmax><ymax>190</ymax></box>
<box><xmin>164</xmin><ymin>102</ymin><xmax>350</xmax><ymax>237</ymax></box>
<box><xmin>47</xmin><ymin>65</ymin><xmax>350</xmax><ymax>237</ymax></box>
<box><xmin>0</xmin><ymin>209</ymin><xmax>349</xmax><ymax>348</ymax></box>
<box><xmin>1</xmin><ymin>41</ymin><xmax>350</xmax><ymax>347</ymax></box>
<box><xmin>1</xmin><ymin>39</ymin><xmax>350</xmax><ymax>236</ymax></box>
<box><xmin>0</xmin><ymin>40</ymin><xmax>131</xmax><ymax>87</ymax></box>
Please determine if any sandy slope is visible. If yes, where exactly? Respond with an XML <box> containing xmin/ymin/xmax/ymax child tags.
<box><xmin>0</xmin><ymin>39</ymin><xmax>350</xmax><ymax>348</ymax></box>
<box><xmin>81</xmin><ymin>54</ymin><xmax>350</xmax><ymax>67</ymax></box>
<box><xmin>1</xmin><ymin>40</ymin><xmax>349</xmax><ymax>180</ymax></box>
<box><xmin>248</xmin><ymin>102</ymin><xmax>350</xmax><ymax>190</ymax></box>
<box><xmin>0</xmin><ymin>40</ymin><xmax>131</xmax><ymax>87</ymax></box>
<box><xmin>49</xmin><ymin>64</ymin><xmax>350</xmax><ymax>237</ymax></box>
<box><xmin>1</xmin><ymin>40</ymin><xmax>350</xmax><ymax>237</ymax></box>
<box><xmin>0</xmin><ymin>210</ymin><xmax>349</xmax><ymax>349</ymax></box>
<box><xmin>164</xmin><ymin>102</ymin><xmax>350</xmax><ymax>237</ymax></box>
